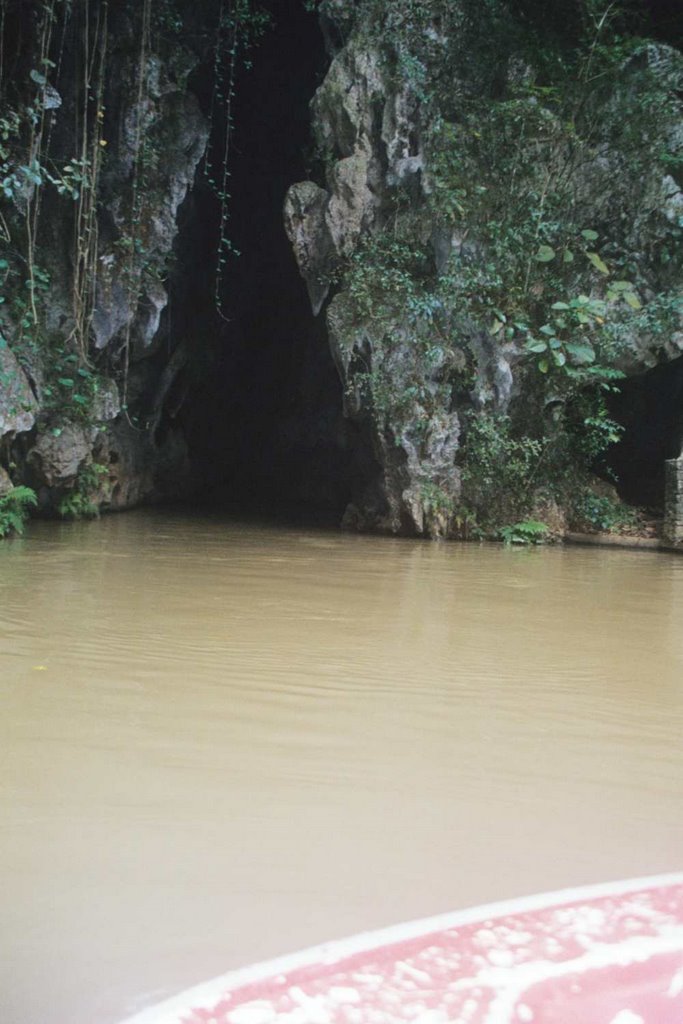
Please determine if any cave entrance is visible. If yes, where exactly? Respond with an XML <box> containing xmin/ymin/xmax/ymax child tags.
<box><xmin>177</xmin><ymin>0</ymin><xmax>356</xmax><ymax>519</ymax></box>
<box><xmin>608</xmin><ymin>354</ymin><xmax>683</xmax><ymax>510</ymax></box>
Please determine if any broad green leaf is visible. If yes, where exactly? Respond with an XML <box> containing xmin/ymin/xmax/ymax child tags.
<box><xmin>624</xmin><ymin>292</ymin><xmax>642</xmax><ymax>309</ymax></box>
<box><xmin>525</xmin><ymin>340</ymin><xmax>548</xmax><ymax>353</ymax></box>
<box><xmin>535</xmin><ymin>245</ymin><xmax>556</xmax><ymax>263</ymax></box>
<box><xmin>611</xmin><ymin>280</ymin><xmax>634</xmax><ymax>291</ymax></box>
<box><xmin>548</xmin><ymin>338</ymin><xmax>562</xmax><ymax>350</ymax></box>
<box><xmin>538</xmin><ymin>358</ymin><xmax>550</xmax><ymax>373</ymax></box>
<box><xmin>565</xmin><ymin>341</ymin><xmax>596</xmax><ymax>364</ymax></box>
<box><xmin>581</xmin><ymin>229</ymin><xmax>599</xmax><ymax>241</ymax></box>
<box><xmin>491</xmin><ymin>318</ymin><xmax>504</xmax><ymax>335</ymax></box>
<box><xmin>551</xmin><ymin>301</ymin><xmax>570</xmax><ymax>310</ymax></box>
<box><xmin>30</xmin><ymin>69</ymin><xmax>47</xmax><ymax>86</ymax></box>
<box><xmin>553</xmin><ymin>350</ymin><xmax>567</xmax><ymax>367</ymax></box>
<box><xmin>563</xmin><ymin>249</ymin><xmax>574</xmax><ymax>263</ymax></box>
<box><xmin>539</xmin><ymin>324</ymin><xmax>555</xmax><ymax>336</ymax></box>
<box><xmin>586</xmin><ymin>251</ymin><xmax>609</xmax><ymax>275</ymax></box>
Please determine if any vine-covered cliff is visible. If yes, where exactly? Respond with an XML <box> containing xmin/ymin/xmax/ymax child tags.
<box><xmin>0</xmin><ymin>0</ymin><xmax>271</xmax><ymax>520</ymax></box>
<box><xmin>286</xmin><ymin>0</ymin><xmax>683</xmax><ymax>538</ymax></box>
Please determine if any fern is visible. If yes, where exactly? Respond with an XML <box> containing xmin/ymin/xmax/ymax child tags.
<box><xmin>0</xmin><ymin>486</ymin><xmax>38</xmax><ymax>538</ymax></box>
<box><xmin>57</xmin><ymin>462</ymin><xmax>107</xmax><ymax>520</ymax></box>
<box><xmin>499</xmin><ymin>520</ymin><xmax>549</xmax><ymax>545</ymax></box>
<box><xmin>58</xmin><ymin>493</ymin><xmax>99</xmax><ymax>520</ymax></box>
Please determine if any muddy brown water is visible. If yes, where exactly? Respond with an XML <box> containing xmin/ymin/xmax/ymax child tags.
<box><xmin>1</xmin><ymin>509</ymin><xmax>682</xmax><ymax>1024</ymax></box>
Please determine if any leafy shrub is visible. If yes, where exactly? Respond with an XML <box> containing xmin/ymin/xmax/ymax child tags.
<box><xmin>420</xmin><ymin>481</ymin><xmax>455</xmax><ymax>519</ymax></box>
<box><xmin>0</xmin><ymin>486</ymin><xmax>38</xmax><ymax>538</ymax></box>
<box><xmin>460</xmin><ymin>414</ymin><xmax>544</xmax><ymax>529</ymax></box>
<box><xmin>345</xmin><ymin>232</ymin><xmax>432</xmax><ymax>322</ymax></box>
<box><xmin>498</xmin><ymin>520</ymin><xmax>549</xmax><ymax>545</ymax></box>
<box><xmin>58</xmin><ymin>463</ymin><xmax>108</xmax><ymax>520</ymax></box>
<box><xmin>571</xmin><ymin>492</ymin><xmax>640</xmax><ymax>533</ymax></box>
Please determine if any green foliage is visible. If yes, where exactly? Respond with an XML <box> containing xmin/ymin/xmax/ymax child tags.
<box><xmin>457</xmin><ymin>398</ymin><xmax>622</xmax><ymax>536</ymax></box>
<box><xmin>0</xmin><ymin>263</ymin><xmax>107</xmax><ymax>425</ymax></box>
<box><xmin>571</xmin><ymin>491</ymin><xmax>640</xmax><ymax>532</ymax></box>
<box><xmin>58</xmin><ymin>463</ymin><xmax>108</xmax><ymax>520</ymax></box>
<box><xmin>564</xmin><ymin>378</ymin><xmax>624</xmax><ymax>464</ymax></box>
<box><xmin>499</xmin><ymin>519</ymin><xmax>549</xmax><ymax>545</ymax></box>
<box><xmin>43</xmin><ymin>355</ymin><xmax>106</xmax><ymax>424</ymax></box>
<box><xmin>420</xmin><ymin>481</ymin><xmax>454</xmax><ymax>519</ymax></box>
<box><xmin>344</xmin><ymin>232</ymin><xmax>431</xmax><ymax>322</ymax></box>
<box><xmin>522</xmin><ymin>274</ymin><xmax>640</xmax><ymax>376</ymax></box>
<box><xmin>459</xmin><ymin>414</ymin><xmax>545</xmax><ymax>529</ymax></box>
<box><xmin>0</xmin><ymin>486</ymin><xmax>38</xmax><ymax>538</ymax></box>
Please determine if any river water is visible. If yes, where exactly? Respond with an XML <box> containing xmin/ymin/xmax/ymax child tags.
<box><xmin>1</xmin><ymin>509</ymin><xmax>682</xmax><ymax>1024</ymax></box>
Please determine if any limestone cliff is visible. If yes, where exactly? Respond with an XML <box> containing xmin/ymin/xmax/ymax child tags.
<box><xmin>0</xmin><ymin>2</ymin><xmax>209</xmax><ymax>514</ymax></box>
<box><xmin>286</xmin><ymin>0</ymin><xmax>683</xmax><ymax>537</ymax></box>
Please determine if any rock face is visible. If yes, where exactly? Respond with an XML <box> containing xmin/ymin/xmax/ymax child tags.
<box><xmin>0</xmin><ymin>2</ymin><xmax>209</xmax><ymax>513</ymax></box>
<box><xmin>0</xmin><ymin>347</ymin><xmax>38</xmax><ymax>439</ymax></box>
<box><xmin>285</xmin><ymin>0</ymin><xmax>683</xmax><ymax>537</ymax></box>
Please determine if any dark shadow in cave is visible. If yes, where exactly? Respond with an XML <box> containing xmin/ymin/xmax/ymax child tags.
<box><xmin>608</xmin><ymin>354</ymin><xmax>683</xmax><ymax>509</ymax></box>
<box><xmin>172</xmin><ymin>0</ymin><xmax>371</xmax><ymax>520</ymax></box>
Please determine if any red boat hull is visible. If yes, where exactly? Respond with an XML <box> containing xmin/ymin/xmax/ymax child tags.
<box><xmin>122</xmin><ymin>874</ymin><xmax>683</xmax><ymax>1024</ymax></box>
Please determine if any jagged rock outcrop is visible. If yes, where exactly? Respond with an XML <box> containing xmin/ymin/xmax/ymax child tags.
<box><xmin>0</xmin><ymin>347</ymin><xmax>38</xmax><ymax>439</ymax></box>
<box><xmin>286</xmin><ymin>0</ymin><xmax>683</xmax><ymax>537</ymax></box>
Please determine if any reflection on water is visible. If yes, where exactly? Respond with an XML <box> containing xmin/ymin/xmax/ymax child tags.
<box><xmin>1</xmin><ymin>509</ymin><xmax>682</xmax><ymax>1024</ymax></box>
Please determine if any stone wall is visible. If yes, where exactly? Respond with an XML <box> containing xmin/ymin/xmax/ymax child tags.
<box><xmin>663</xmin><ymin>457</ymin><xmax>683</xmax><ymax>547</ymax></box>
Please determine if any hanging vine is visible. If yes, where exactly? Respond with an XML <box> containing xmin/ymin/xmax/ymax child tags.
<box><xmin>119</xmin><ymin>0</ymin><xmax>153</xmax><ymax>416</ymax></box>
<box><xmin>204</xmin><ymin>0</ymin><xmax>269</xmax><ymax>321</ymax></box>
<box><xmin>69</xmin><ymin>0</ymin><xmax>109</xmax><ymax>362</ymax></box>
<box><xmin>0</xmin><ymin>0</ymin><xmax>130</xmax><ymax>422</ymax></box>
<box><xmin>24</xmin><ymin>0</ymin><xmax>57</xmax><ymax>327</ymax></box>
<box><xmin>0</xmin><ymin>0</ymin><xmax>271</xmax><ymax>429</ymax></box>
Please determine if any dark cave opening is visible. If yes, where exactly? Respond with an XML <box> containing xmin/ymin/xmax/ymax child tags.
<box><xmin>171</xmin><ymin>0</ymin><xmax>367</xmax><ymax>518</ymax></box>
<box><xmin>608</xmin><ymin>355</ymin><xmax>683</xmax><ymax>511</ymax></box>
